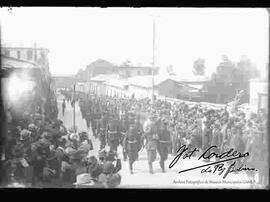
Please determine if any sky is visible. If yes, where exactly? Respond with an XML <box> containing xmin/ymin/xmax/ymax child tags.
<box><xmin>0</xmin><ymin>7</ymin><xmax>269</xmax><ymax>77</ymax></box>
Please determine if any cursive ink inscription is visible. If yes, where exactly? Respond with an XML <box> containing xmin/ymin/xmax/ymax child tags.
<box><xmin>169</xmin><ymin>145</ymin><xmax>256</xmax><ymax>179</ymax></box>
<box><xmin>169</xmin><ymin>145</ymin><xmax>200</xmax><ymax>168</ymax></box>
<box><xmin>198</xmin><ymin>145</ymin><xmax>249</xmax><ymax>160</ymax></box>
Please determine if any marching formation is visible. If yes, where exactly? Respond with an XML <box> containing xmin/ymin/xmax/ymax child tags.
<box><xmin>2</xmin><ymin>86</ymin><xmax>267</xmax><ymax>188</ymax></box>
<box><xmin>60</xmin><ymin>90</ymin><xmax>268</xmax><ymax>187</ymax></box>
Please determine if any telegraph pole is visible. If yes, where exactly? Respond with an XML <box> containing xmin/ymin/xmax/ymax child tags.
<box><xmin>151</xmin><ymin>20</ymin><xmax>156</xmax><ymax>105</ymax></box>
<box><xmin>73</xmin><ymin>83</ymin><xmax>76</xmax><ymax>132</ymax></box>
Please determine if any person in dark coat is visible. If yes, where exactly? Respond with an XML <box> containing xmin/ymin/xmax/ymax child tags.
<box><xmin>134</xmin><ymin>114</ymin><xmax>143</xmax><ymax>157</ymax></box>
<box><xmin>62</xmin><ymin>99</ymin><xmax>66</xmax><ymax>116</ymax></box>
<box><xmin>119</xmin><ymin>113</ymin><xmax>129</xmax><ymax>161</ymax></box>
<box><xmin>97</xmin><ymin>113</ymin><xmax>108</xmax><ymax>150</ymax></box>
<box><xmin>107</xmin><ymin>114</ymin><xmax>120</xmax><ymax>152</ymax></box>
<box><xmin>123</xmin><ymin>123</ymin><xmax>140</xmax><ymax>174</ymax></box>
<box><xmin>91</xmin><ymin>107</ymin><xmax>101</xmax><ymax>139</ymax></box>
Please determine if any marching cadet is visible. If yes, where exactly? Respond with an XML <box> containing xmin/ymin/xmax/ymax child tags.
<box><xmin>62</xmin><ymin>99</ymin><xmax>66</xmax><ymax>116</ymax></box>
<box><xmin>97</xmin><ymin>113</ymin><xmax>108</xmax><ymax>150</ymax></box>
<box><xmin>84</xmin><ymin>99</ymin><xmax>92</xmax><ymax>130</ymax></box>
<box><xmin>119</xmin><ymin>113</ymin><xmax>129</xmax><ymax>161</ymax></box>
<box><xmin>107</xmin><ymin>114</ymin><xmax>120</xmax><ymax>152</ymax></box>
<box><xmin>134</xmin><ymin>114</ymin><xmax>143</xmax><ymax>160</ymax></box>
<box><xmin>157</xmin><ymin>119</ymin><xmax>171</xmax><ymax>172</ymax></box>
<box><xmin>123</xmin><ymin>122</ymin><xmax>141</xmax><ymax>174</ymax></box>
<box><xmin>91</xmin><ymin>105</ymin><xmax>101</xmax><ymax>139</ymax></box>
<box><xmin>143</xmin><ymin>113</ymin><xmax>159</xmax><ymax>174</ymax></box>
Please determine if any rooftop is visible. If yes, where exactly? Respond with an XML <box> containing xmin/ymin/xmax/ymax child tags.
<box><xmin>1</xmin><ymin>55</ymin><xmax>39</xmax><ymax>69</ymax></box>
<box><xmin>2</xmin><ymin>46</ymin><xmax>49</xmax><ymax>52</ymax></box>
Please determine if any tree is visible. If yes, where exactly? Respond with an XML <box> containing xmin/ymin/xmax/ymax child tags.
<box><xmin>206</xmin><ymin>55</ymin><xmax>236</xmax><ymax>103</ymax></box>
<box><xmin>75</xmin><ymin>68</ymin><xmax>87</xmax><ymax>81</ymax></box>
<box><xmin>193</xmin><ymin>58</ymin><xmax>206</xmax><ymax>76</ymax></box>
<box><xmin>233</xmin><ymin>55</ymin><xmax>260</xmax><ymax>103</ymax></box>
<box><xmin>206</xmin><ymin>55</ymin><xmax>260</xmax><ymax>104</ymax></box>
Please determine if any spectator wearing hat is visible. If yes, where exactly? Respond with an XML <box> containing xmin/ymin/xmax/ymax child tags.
<box><xmin>99</xmin><ymin>161</ymin><xmax>121</xmax><ymax>188</ymax></box>
<box><xmin>73</xmin><ymin>173</ymin><xmax>95</xmax><ymax>188</ymax></box>
<box><xmin>210</xmin><ymin>121</ymin><xmax>223</xmax><ymax>159</ymax></box>
<box><xmin>60</xmin><ymin>154</ymin><xmax>76</xmax><ymax>187</ymax></box>
<box><xmin>86</xmin><ymin>156</ymin><xmax>103</xmax><ymax>182</ymax></box>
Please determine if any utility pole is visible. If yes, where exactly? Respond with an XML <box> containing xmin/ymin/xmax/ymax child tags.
<box><xmin>73</xmin><ymin>83</ymin><xmax>76</xmax><ymax>132</ymax></box>
<box><xmin>151</xmin><ymin>20</ymin><xmax>156</xmax><ymax>105</ymax></box>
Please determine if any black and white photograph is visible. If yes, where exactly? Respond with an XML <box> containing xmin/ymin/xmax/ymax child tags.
<box><xmin>0</xmin><ymin>7</ymin><xmax>268</xmax><ymax>189</ymax></box>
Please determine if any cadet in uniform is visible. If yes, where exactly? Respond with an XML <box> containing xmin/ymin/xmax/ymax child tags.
<box><xmin>91</xmin><ymin>106</ymin><xmax>101</xmax><ymax>139</ymax></box>
<box><xmin>62</xmin><ymin>99</ymin><xmax>66</xmax><ymax>116</ymax></box>
<box><xmin>97</xmin><ymin>113</ymin><xmax>108</xmax><ymax>150</ymax></box>
<box><xmin>123</xmin><ymin>122</ymin><xmax>140</xmax><ymax>174</ymax></box>
<box><xmin>134</xmin><ymin>114</ymin><xmax>143</xmax><ymax>160</ymax></box>
<box><xmin>107</xmin><ymin>114</ymin><xmax>120</xmax><ymax>152</ymax></box>
<box><xmin>143</xmin><ymin>113</ymin><xmax>159</xmax><ymax>174</ymax></box>
<box><xmin>85</xmin><ymin>100</ymin><xmax>92</xmax><ymax>130</ymax></box>
<box><xmin>157</xmin><ymin>119</ymin><xmax>171</xmax><ymax>172</ymax></box>
<box><xmin>119</xmin><ymin>113</ymin><xmax>129</xmax><ymax>161</ymax></box>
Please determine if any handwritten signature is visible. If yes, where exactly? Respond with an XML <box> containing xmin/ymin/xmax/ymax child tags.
<box><xmin>169</xmin><ymin>145</ymin><xmax>257</xmax><ymax>179</ymax></box>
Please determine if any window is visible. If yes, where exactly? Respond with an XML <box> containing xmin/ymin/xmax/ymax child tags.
<box><xmin>17</xmin><ymin>51</ymin><xmax>21</xmax><ymax>59</ymax></box>
<box><xmin>137</xmin><ymin>70</ymin><xmax>141</xmax><ymax>75</ymax></box>
<box><xmin>27</xmin><ymin>50</ymin><xmax>33</xmax><ymax>60</ymax></box>
<box><xmin>148</xmin><ymin>69</ymin><xmax>152</xmax><ymax>75</ymax></box>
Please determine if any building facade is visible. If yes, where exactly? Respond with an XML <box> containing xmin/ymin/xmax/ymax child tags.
<box><xmin>249</xmin><ymin>79</ymin><xmax>268</xmax><ymax>113</ymax></box>
<box><xmin>157</xmin><ymin>76</ymin><xmax>208</xmax><ymax>101</ymax></box>
<box><xmin>1</xmin><ymin>46</ymin><xmax>50</xmax><ymax>77</ymax></box>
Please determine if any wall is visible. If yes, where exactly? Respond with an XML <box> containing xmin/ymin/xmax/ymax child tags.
<box><xmin>105</xmin><ymin>85</ymin><xmax>128</xmax><ymax>98</ymax></box>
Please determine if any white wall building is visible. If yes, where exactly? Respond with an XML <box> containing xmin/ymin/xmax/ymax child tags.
<box><xmin>1</xmin><ymin>46</ymin><xmax>50</xmax><ymax>77</ymax></box>
<box><xmin>249</xmin><ymin>78</ymin><xmax>268</xmax><ymax>113</ymax></box>
<box><xmin>104</xmin><ymin>78</ymin><xmax>128</xmax><ymax>98</ymax></box>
